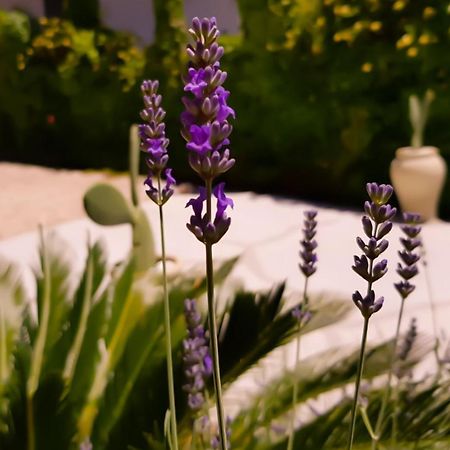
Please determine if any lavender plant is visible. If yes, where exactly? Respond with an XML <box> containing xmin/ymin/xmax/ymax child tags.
<box><xmin>347</xmin><ymin>183</ymin><xmax>396</xmax><ymax>450</ymax></box>
<box><xmin>287</xmin><ymin>210</ymin><xmax>317</xmax><ymax>450</ymax></box>
<box><xmin>182</xmin><ymin>298</ymin><xmax>212</xmax><ymax>413</ymax></box>
<box><xmin>372</xmin><ymin>212</ymin><xmax>421</xmax><ymax>449</ymax></box>
<box><xmin>181</xmin><ymin>16</ymin><xmax>235</xmax><ymax>450</ymax></box>
<box><xmin>139</xmin><ymin>79</ymin><xmax>178</xmax><ymax>449</ymax></box>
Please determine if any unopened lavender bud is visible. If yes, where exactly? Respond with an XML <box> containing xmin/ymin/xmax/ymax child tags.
<box><xmin>377</xmin><ymin>221</ymin><xmax>393</xmax><ymax>239</ymax></box>
<box><xmin>372</xmin><ymin>259</ymin><xmax>388</xmax><ymax>281</ymax></box>
<box><xmin>362</xmin><ymin>216</ymin><xmax>373</xmax><ymax>238</ymax></box>
<box><xmin>397</xmin><ymin>263</ymin><xmax>418</xmax><ymax>280</ymax></box>
<box><xmin>299</xmin><ymin>210</ymin><xmax>318</xmax><ymax>279</ymax></box>
<box><xmin>394</xmin><ymin>281</ymin><xmax>415</xmax><ymax>299</ymax></box>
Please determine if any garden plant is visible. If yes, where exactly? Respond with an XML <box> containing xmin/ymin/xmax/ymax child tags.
<box><xmin>0</xmin><ymin>14</ymin><xmax>449</xmax><ymax>450</ymax></box>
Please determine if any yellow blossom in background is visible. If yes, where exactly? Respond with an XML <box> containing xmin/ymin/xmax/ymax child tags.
<box><xmin>333</xmin><ymin>29</ymin><xmax>354</xmax><ymax>43</ymax></box>
<box><xmin>393</xmin><ymin>1</ymin><xmax>407</xmax><ymax>11</ymax></box>
<box><xmin>17</xmin><ymin>53</ymin><xmax>25</xmax><ymax>70</ymax></box>
<box><xmin>353</xmin><ymin>21</ymin><xmax>365</xmax><ymax>32</ymax></box>
<box><xmin>333</xmin><ymin>4</ymin><xmax>359</xmax><ymax>18</ymax></box>
<box><xmin>418</xmin><ymin>33</ymin><xmax>438</xmax><ymax>45</ymax></box>
<box><xmin>369</xmin><ymin>21</ymin><xmax>382</xmax><ymax>32</ymax></box>
<box><xmin>423</xmin><ymin>7</ymin><xmax>437</xmax><ymax>19</ymax></box>
<box><xmin>316</xmin><ymin>16</ymin><xmax>326</xmax><ymax>28</ymax></box>
<box><xmin>361</xmin><ymin>62</ymin><xmax>373</xmax><ymax>73</ymax></box>
<box><xmin>396</xmin><ymin>33</ymin><xmax>414</xmax><ymax>49</ymax></box>
<box><xmin>407</xmin><ymin>46</ymin><xmax>418</xmax><ymax>57</ymax></box>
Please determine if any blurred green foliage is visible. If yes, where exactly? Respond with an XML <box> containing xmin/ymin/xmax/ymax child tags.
<box><xmin>1</xmin><ymin>1</ymin><xmax>450</xmax><ymax>213</ymax></box>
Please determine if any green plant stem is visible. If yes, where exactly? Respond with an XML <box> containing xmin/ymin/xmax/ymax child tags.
<box><xmin>372</xmin><ymin>297</ymin><xmax>406</xmax><ymax>450</ymax></box>
<box><xmin>287</xmin><ymin>277</ymin><xmax>309</xmax><ymax>450</ymax></box>
<box><xmin>391</xmin><ymin>378</ymin><xmax>400</xmax><ymax>447</ymax></box>
<box><xmin>158</xmin><ymin>177</ymin><xmax>179</xmax><ymax>450</ymax></box>
<box><xmin>205</xmin><ymin>178</ymin><xmax>228</xmax><ymax>450</ymax></box>
<box><xmin>347</xmin><ymin>316</ymin><xmax>370</xmax><ymax>450</ymax></box>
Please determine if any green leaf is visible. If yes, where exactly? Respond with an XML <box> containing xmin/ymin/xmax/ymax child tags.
<box><xmin>84</xmin><ymin>183</ymin><xmax>135</xmax><ymax>226</ymax></box>
<box><xmin>0</xmin><ymin>258</ymin><xmax>26</xmax><ymax>423</ymax></box>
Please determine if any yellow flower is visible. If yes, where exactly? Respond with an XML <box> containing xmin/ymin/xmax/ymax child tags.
<box><xmin>418</xmin><ymin>33</ymin><xmax>437</xmax><ymax>45</ymax></box>
<box><xmin>407</xmin><ymin>47</ymin><xmax>418</xmax><ymax>57</ymax></box>
<box><xmin>396</xmin><ymin>34</ymin><xmax>414</xmax><ymax>49</ymax></box>
<box><xmin>334</xmin><ymin>4</ymin><xmax>359</xmax><ymax>17</ymax></box>
<box><xmin>423</xmin><ymin>7</ymin><xmax>437</xmax><ymax>19</ymax></box>
<box><xmin>393</xmin><ymin>1</ymin><xmax>406</xmax><ymax>11</ymax></box>
<box><xmin>316</xmin><ymin>16</ymin><xmax>326</xmax><ymax>28</ymax></box>
<box><xmin>38</xmin><ymin>17</ymin><xmax>48</xmax><ymax>26</ymax></box>
<box><xmin>361</xmin><ymin>62</ymin><xmax>373</xmax><ymax>73</ymax></box>
<box><xmin>333</xmin><ymin>30</ymin><xmax>354</xmax><ymax>43</ymax></box>
<box><xmin>370</xmin><ymin>21</ymin><xmax>382</xmax><ymax>32</ymax></box>
<box><xmin>353</xmin><ymin>21</ymin><xmax>365</xmax><ymax>32</ymax></box>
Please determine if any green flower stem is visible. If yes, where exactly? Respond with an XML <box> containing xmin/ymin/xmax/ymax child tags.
<box><xmin>158</xmin><ymin>176</ymin><xmax>179</xmax><ymax>450</ymax></box>
<box><xmin>287</xmin><ymin>277</ymin><xmax>309</xmax><ymax>450</ymax></box>
<box><xmin>372</xmin><ymin>297</ymin><xmax>406</xmax><ymax>450</ymax></box>
<box><xmin>205</xmin><ymin>178</ymin><xmax>228</xmax><ymax>450</ymax></box>
<box><xmin>347</xmin><ymin>316</ymin><xmax>370</xmax><ymax>450</ymax></box>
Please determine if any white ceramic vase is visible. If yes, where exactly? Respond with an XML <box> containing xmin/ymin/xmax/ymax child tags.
<box><xmin>390</xmin><ymin>146</ymin><xmax>447</xmax><ymax>222</ymax></box>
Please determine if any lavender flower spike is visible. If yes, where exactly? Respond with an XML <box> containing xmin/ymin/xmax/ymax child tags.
<box><xmin>299</xmin><ymin>210</ymin><xmax>318</xmax><ymax>278</ymax></box>
<box><xmin>181</xmin><ymin>17</ymin><xmax>235</xmax><ymax>182</ymax></box>
<box><xmin>182</xmin><ymin>299</ymin><xmax>213</xmax><ymax>412</ymax></box>
<box><xmin>140</xmin><ymin>80</ymin><xmax>175</xmax><ymax>205</ymax></box>
<box><xmin>395</xmin><ymin>213</ymin><xmax>421</xmax><ymax>299</ymax></box>
<box><xmin>347</xmin><ymin>182</ymin><xmax>396</xmax><ymax>450</ymax></box>
<box><xmin>352</xmin><ymin>183</ymin><xmax>396</xmax><ymax>319</ymax></box>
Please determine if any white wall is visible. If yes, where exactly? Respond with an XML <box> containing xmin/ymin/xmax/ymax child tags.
<box><xmin>0</xmin><ymin>0</ymin><xmax>240</xmax><ymax>44</ymax></box>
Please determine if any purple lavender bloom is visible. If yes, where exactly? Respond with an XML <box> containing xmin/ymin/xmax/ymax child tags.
<box><xmin>140</xmin><ymin>80</ymin><xmax>175</xmax><ymax>205</ymax></box>
<box><xmin>186</xmin><ymin>183</ymin><xmax>234</xmax><ymax>245</ymax></box>
<box><xmin>183</xmin><ymin>299</ymin><xmax>213</xmax><ymax>412</ymax></box>
<box><xmin>211</xmin><ymin>417</ymin><xmax>232</xmax><ymax>449</ymax></box>
<box><xmin>291</xmin><ymin>304</ymin><xmax>313</xmax><ymax>325</ymax></box>
<box><xmin>299</xmin><ymin>210</ymin><xmax>318</xmax><ymax>278</ymax></box>
<box><xmin>395</xmin><ymin>213</ymin><xmax>421</xmax><ymax>299</ymax></box>
<box><xmin>352</xmin><ymin>183</ymin><xmax>396</xmax><ymax>318</ymax></box>
<box><xmin>182</xmin><ymin>17</ymin><xmax>235</xmax><ymax>183</ymax></box>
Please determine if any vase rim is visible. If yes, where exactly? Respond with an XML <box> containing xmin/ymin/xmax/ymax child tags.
<box><xmin>396</xmin><ymin>146</ymin><xmax>440</xmax><ymax>159</ymax></box>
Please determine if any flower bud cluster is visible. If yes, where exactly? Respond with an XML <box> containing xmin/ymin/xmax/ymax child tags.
<box><xmin>395</xmin><ymin>318</ymin><xmax>418</xmax><ymax>379</ymax></box>
<box><xmin>395</xmin><ymin>213</ymin><xmax>421</xmax><ymax>299</ymax></box>
<box><xmin>352</xmin><ymin>183</ymin><xmax>396</xmax><ymax>319</ymax></box>
<box><xmin>182</xmin><ymin>299</ymin><xmax>213</xmax><ymax>411</ymax></box>
<box><xmin>181</xmin><ymin>17</ymin><xmax>235</xmax><ymax>182</ymax></box>
<box><xmin>299</xmin><ymin>210</ymin><xmax>318</xmax><ymax>278</ymax></box>
<box><xmin>186</xmin><ymin>183</ymin><xmax>234</xmax><ymax>245</ymax></box>
<box><xmin>139</xmin><ymin>80</ymin><xmax>175</xmax><ymax>206</ymax></box>
<box><xmin>183</xmin><ymin>17</ymin><xmax>235</xmax><ymax>246</ymax></box>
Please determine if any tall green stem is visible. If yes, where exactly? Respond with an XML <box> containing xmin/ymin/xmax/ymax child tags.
<box><xmin>287</xmin><ymin>277</ymin><xmax>309</xmax><ymax>450</ymax></box>
<box><xmin>205</xmin><ymin>179</ymin><xmax>228</xmax><ymax>450</ymax></box>
<box><xmin>158</xmin><ymin>177</ymin><xmax>179</xmax><ymax>450</ymax></box>
<box><xmin>372</xmin><ymin>298</ymin><xmax>406</xmax><ymax>450</ymax></box>
<box><xmin>347</xmin><ymin>316</ymin><xmax>370</xmax><ymax>450</ymax></box>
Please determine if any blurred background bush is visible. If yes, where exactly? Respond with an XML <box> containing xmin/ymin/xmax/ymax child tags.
<box><xmin>1</xmin><ymin>0</ymin><xmax>450</xmax><ymax>214</ymax></box>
